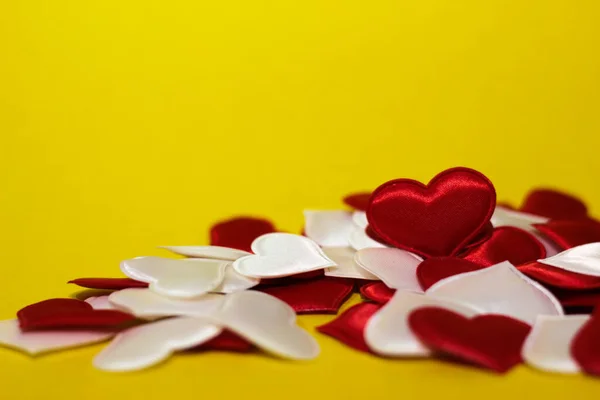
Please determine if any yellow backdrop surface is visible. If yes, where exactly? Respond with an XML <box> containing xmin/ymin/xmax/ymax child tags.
<box><xmin>1</xmin><ymin>0</ymin><xmax>600</xmax><ymax>399</ymax></box>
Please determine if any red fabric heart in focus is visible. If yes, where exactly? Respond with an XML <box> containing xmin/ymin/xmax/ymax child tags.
<box><xmin>367</xmin><ymin>167</ymin><xmax>496</xmax><ymax>258</ymax></box>
<box><xmin>534</xmin><ymin>219</ymin><xmax>600</xmax><ymax>250</ymax></box>
<box><xmin>517</xmin><ymin>262</ymin><xmax>600</xmax><ymax>291</ymax></box>
<box><xmin>417</xmin><ymin>257</ymin><xmax>485</xmax><ymax>290</ymax></box>
<box><xmin>571</xmin><ymin>312</ymin><xmax>600</xmax><ymax>376</ymax></box>
<box><xmin>255</xmin><ymin>277</ymin><xmax>353</xmax><ymax>314</ymax></box>
<box><xmin>68</xmin><ymin>278</ymin><xmax>148</xmax><ymax>290</ymax></box>
<box><xmin>359</xmin><ymin>282</ymin><xmax>396</xmax><ymax>304</ymax></box>
<box><xmin>461</xmin><ymin>227</ymin><xmax>546</xmax><ymax>266</ymax></box>
<box><xmin>408</xmin><ymin>307</ymin><xmax>531</xmax><ymax>373</ymax></box>
<box><xmin>521</xmin><ymin>189</ymin><xmax>588</xmax><ymax>220</ymax></box>
<box><xmin>210</xmin><ymin>216</ymin><xmax>276</xmax><ymax>252</ymax></box>
<box><xmin>317</xmin><ymin>302</ymin><xmax>381</xmax><ymax>353</ymax></box>
<box><xmin>17</xmin><ymin>298</ymin><xmax>135</xmax><ymax>331</ymax></box>
<box><xmin>192</xmin><ymin>330</ymin><xmax>254</xmax><ymax>353</ymax></box>
<box><xmin>343</xmin><ymin>192</ymin><xmax>371</xmax><ymax>211</ymax></box>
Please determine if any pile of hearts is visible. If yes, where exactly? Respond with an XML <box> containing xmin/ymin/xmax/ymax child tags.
<box><xmin>2</xmin><ymin>167</ymin><xmax>600</xmax><ymax>375</ymax></box>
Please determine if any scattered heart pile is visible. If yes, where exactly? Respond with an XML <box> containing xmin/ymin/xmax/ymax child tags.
<box><xmin>3</xmin><ymin>166</ymin><xmax>600</xmax><ymax>376</ymax></box>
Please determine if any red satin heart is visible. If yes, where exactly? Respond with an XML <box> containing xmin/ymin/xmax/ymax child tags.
<box><xmin>359</xmin><ymin>282</ymin><xmax>395</xmax><ymax>304</ymax></box>
<box><xmin>408</xmin><ymin>307</ymin><xmax>531</xmax><ymax>373</ymax></box>
<box><xmin>417</xmin><ymin>257</ymin><xmax>485</xmax><ymax>290</ymax></box>
<box><xmin>255</xmin><ymin>277</ymin><xmax>353</xmax><ymax>314</ymax></box>
<box><xmin>517</xmin><ymin>261</ymin><xmax>600</xmax><ymax>291</ymax></box>
<box><xmin>17</xmin><ymin>298</ymin><xmax>135</xmax><ymax>331</ymax></box>
<box><xmin>365</xmin><ymin>225</ymin><xmax>391</xmax><ymax>246</ymax></box>
<box><xmin>534</xmin><ymin>219</ymin><xmax>600</xmax><ymax>250</ymax></box>
<box><xmin>192</xmin><ymin>330</ymin><xmax>254</xmax><ymax>353</ymax></box>
<box><xmin>571</xmin><ymin>312</ymin><xmax>600</xmax><ymax>376</ymax></box>
<box><xmin>463</xmin><ymin>222</ymin><xmax>494</xmax><ymax>249</ymax></box>
<box><xmin>367</xmin><ymin>167</ymin><xmax>496</xmax><ymax>258</ymax></box>
<box><xmin>521</xmin><ymin>189</ymin><xmax>588</xmax><ymax>220</ymax></box>
<box><xmin>317</xmin><ymin>302</ymin><xmax>381</xmax><ymax>353</ymax></box>
<box><xmin>210</xmin><ymin>216</ymin><xmax>276</xmax><ymax>252</ymax></box>
<box><xmin>461</xmin><ymin>227</ymin><xmax>546</xmax><ymax>266</ymax></box>
<box><xmin>68</xmin><ymin>278</ymin><xmax>148</xmax><ymax>290</ymax></box>
<box><xmin>343</xmin><ymin>192</ymin><xmax>371</xmax><ymax>211</ymax></box>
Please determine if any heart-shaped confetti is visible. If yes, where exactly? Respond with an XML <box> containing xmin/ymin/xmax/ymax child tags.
<box><xmin>322</xmin><ymin>247</ymin><xmax>378</xmax><ymax>280</ymax></box>
<box><xmin>354</xmin><ymin>248</ymin><xmax>423</xmax><ymax>291</ymax></box>
<box><xmin>417</xmin><ymin>257</ymin><xmax>484</xmax><ymax>290</ymax></box>
<box><xmin>343</xmin><ymin>192</ymin><xmax>371</xmax><ymax>211</ymax></box>
<box><xmin>303</xmin><ymin>210</ymin><xmax>355</xmax><ymax>247</ymax></box>
<box><xmin>359</xmin><ymin>282</ymin><xmax>395</xmax><ymax>304</ymax></box>
<box><xmin>534</xmin><ymin>219</ymin><xmax>600</xmax><ymax>250</ymax></box>
<box><xmin>571</xmin><ymin>311</ymin><xmax>600</xmax><ymax>376</ymax></box>
<box><xmin>210</xmin><ymin>217</ymin><xmax>276</xmax><ymax>252</ymax></box>
<box><xmin>537</xmin><ymin>242</ymin><xmax>600</xmax><ymax>277</ymax></box>
<box><xmin>520</xmin><ymin>189</ymin><xmax>588</xmax><ymax>220</ymax></box>
<box><xmin>317</xmin><ymin>302</ymin><xmax>381</xmax><ymax>353</ymax></box>
<box><xmin>68</xmin><ymin>278</ymin><xmax>148</xmax><ymax>290</ymax></box>
<box><xmin>517</xmin><ymin>261</ymin><xmax>600</xmax><ymax>290</ymax></box>
<box><xmin>160</xmin><ymin>246</ymin><xmax>251</xmax><ymax>261</ymax></box>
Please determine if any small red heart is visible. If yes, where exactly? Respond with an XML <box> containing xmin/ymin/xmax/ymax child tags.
<box><xmin>255</xmin><ymin>277</ymin><xmax>353</xmax><ymax>314</ymax></box>
<box><xmin>517</xmin><ymin>261</ymin><xmax>600</xmax><ymax>291</ymax></box>
<box><xmin>534</xmin><ymin>219</ymin><xmax>600</xmax><ymax>250</ymax></box>
<box><xmin>210</xmin><ymin>216</ymin><xmax>276</xmax><ymax>252</ymax></box>
<box><xmin>317</xmin><ymin>302</ymin><xmax>382</xmax><ymax>353</ymax></box>
<box><xmin>17</xmin><ymin>298</ymin><xmax>135</xmax><ymax>331</ymax></box>
<box><xmin>343</xmin><ymin>192</ymin><xmax>372</xmax><ymax>211</ymax></box>
<box><xmin>417</xmin><ymin>257</ymin><xmax>485</xmax><ymax>290</ymax></box>
<box><xmin>571</xmin><ymin>311</ymin><xmax>600</xmax><ymax>376</ymax></box>
<box><xmin>367</xmin><ymin>167</ymin><xmax>496</xmax><ymax>258</ymax></box>
<box><xmin>408</xmin><ymin>307</ymin><xmax>531</xmax><ymax>373</ymax></box>
<box><xmin>461</xmin><ymin>227</ymin><xmax>546</xmax><ymax>266</ymax></box>
<box><xmin>359</xmin><ymin>282</ymin><xmax>396</xmax><ymax>304</ymax></box>
<box><xmin>68</xmin><ymin>278</ymin><xmax>148</xmax><ymax>290</ymax></box>
<box><xmin>521</xmin><ymin>189</ymin><xmax>588</xmax><ymax>220</ymax></box>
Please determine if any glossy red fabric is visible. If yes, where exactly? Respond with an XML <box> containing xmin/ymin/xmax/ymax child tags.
<box><xmin>571</xmin><ymin>312</ymin><xmax>600</xmax><ymax>376</ymax></box>
<box><xmin>463</xmin><ymin>222</ymin><xmax>494</xmax><ymax>249</ymax></box>
<box><xmin>408</xmin><ymin>307</ymin><xmax>531</xmax><ymax>373</ymax></box>
<box><xmin>367</xmin><ymin>167</ymin><xmax>496</xmax><ymax>258</ymax></box>
<box><xmin>517</xmin><ymin>262</ymin><xmax>600</xmax><ymax>291</ymax></box>
<box><xmin>521</xmin><ymin>189</ymin><xmax>588</xmax><ymax>220</ymax></box>
<box><xmin>461</xmin><ymin>227</ymin><xmax>546</xmax><ymax>267</ymax></box>
<box><xmin>417</xmin><ymin>257</ymin><xmax>485</xmax><ymax>290</ymax></box>
<box><xmin>17</xmin><ymin>298</ymin><xmax>135</xmax><ymax>331</ymax></box>
<box><xmin>255</xmin><ymin>277</ymin><xmax>353</xmax><ymax>314</ymax></box>
<box><xmin>317</xmin><ymin>302</ymin><xmax>381</xmax><ymax>353</ymax></box>
<box><xmin>193</xmin><ymin>330</ymin><xmax>254</xmax><ymax>353</ymax></box>
<box><xmin>359</xmin><ymin>282</ymin><xmax>395</xmax><ymax>304</ymax></box>
<box><xmin>210</xmin><ymin>216</ymin><xmax>276</xmax><ymax>252</ymax></box>
<box><xmin>365</xmin><ymin>225</ymin><xmax>391</xmax><ymax>246</ymax></box>
<box><xmin>534</xmin><ymin>219</ymin><xmax>600</xmax><ymax>250</ymax></box>
<box><xmin>343</xmin><ymin>192</ymin><xmax>371</xmax><ymax>211</ymax></box>
<box><xmin>259</xmin><ymin>270</ymin><xmax>324</xmax><ymax>286</ymax></box>
<box><xmin>68</xmin><ymin>278</ymin><xmax>148</xmax><ymax>290</ymax></box>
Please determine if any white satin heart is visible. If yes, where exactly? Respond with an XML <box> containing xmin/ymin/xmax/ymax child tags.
<box><xmin>303</xmin><ymin>210</ymin><xmax>355</xmax><ymax>247</ymax></box>
<box><xmin>121</xmin><ymin>256</ymin><xmax>228</xmax><ymax>299</ymax></box>
<box><xmin>232</xmin><ymin>233</ymin><xmax>335</xmax><ymax>278</ymax></box>
<box><xmin>323</xmin><ymin>247</ymin><xmax>378</xmax><ymax>280</ymax></box>
<box><xmin>426</xmin><ymin>261</ymin><xmax>563</xmax><ymax>325</ymax></box>
<box><xmin>364</xmin><ymin>291</ymin><xmax>481</xmax><ymax>357</ymax></box>
<box><xmin>348</xmin><ymin>227</ymin><xmax>388</xmax><ymax>251</ymax></box>
<box><xmin>538</xmin><ymin>242</ymin><xmax>600</xmax><ymax>277</ymax></box>
<box><xmin>212</xmin><ymin>264</ymin><xmax>260</xmax><ymax>293</ymax></box>
<box><xmin>109</xmin><ymin>288</ymin><xmax>225</xmax><ymax>319</ymax></box>
<box><xmin>491</xmin><ymin>206</ymin><xmax>549</xmax><ymax>232</ymax></box>
<box><xmin>522</xmin><ymin>315</ymin><xmax>589</xmax><ymax>374</ymax></box>
<box><xmin>93</xmin><ymin>317</ymin><xmax>223</xmax><ymax>372</ymax></box>
<box><xmin>160</xmin><ymin>246</ymin><xmax>250</xmax><ymax>261</ymax></box>
<box><xmin>85</xmin><ymin>296</ymin><xmax>115</xmax><ymax>310</ymax></box>
<box><xmin>0</xmin><ymin>319</ymin><xmax>114</xmax><ymax>355</ymax></box>
<box><xmin>354</xmin><ymin>248</ymin><xmax>423</xmax><ymax>291</ymax></box>
<box><xmin>209</xmin><ymin>291</ymin><xmax>320</xmax><ymax>360</ymax></box>
<box><xmin>352</xmin><ymin>211</ymin><xmax>368</xmax><ymax>229</ymax></box>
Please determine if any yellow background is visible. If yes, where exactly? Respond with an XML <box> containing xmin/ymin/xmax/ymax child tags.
<box><xmin>1</xmin><ymin>0</ymin><xmax>600</xmax><ymax>398</ymax></box>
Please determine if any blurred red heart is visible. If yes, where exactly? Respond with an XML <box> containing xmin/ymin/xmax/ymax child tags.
<box><xmin>359</xmin><ymin>281</ymin><xmax>396</xmax><ymax>304</ymax></box>
<box><xmin>571</xmin><ymin>312</ymin><xmax>600</xmax><ymax>376</ymax></box>
<box><xmin>517</xmin><ymin>261</ymin><xmax>600</xmax><ymax>291</ymax></box>
<box><xmin>521</xmin><ymin>189</ymin><xmax>587</xmax><ymax>220</ymax></box>
<box><xmin>343</xmin><ymin>192</ymin><xmax>371</xmax><ymax>211</ymax></box>
<box><xmin>534</xmin><ymin>219</ymin><xmax>600</xmax><ymax>250</ymax></box>
<box><xmin>210</xmin><ymin>216</ymin><xmax>276</xmax><ymax>252</ymax></box>
<box><xmin>417</xmin><ymin>257</ymin><xmax>485</xmax><ymax>290</ymax></box>
<box><xmin>317</xmin><ymin>302</ymin><xmax>381</xmax><ymax>353</ymax></box>
<box><xmin>69</xmin><ymin>277</ymin><xmax>148</xmax><ymax>290</ymax></box>
<box><xmin>462</xmin><ymin>227</ymin><xmax>546</xmax><ymax>266</ymax></box>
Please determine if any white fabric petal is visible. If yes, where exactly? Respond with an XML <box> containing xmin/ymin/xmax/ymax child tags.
<box><xmin>522</xmin><ymin>315</ymin><xmax>589</xmax><ymax>374</ymax></box>
<box><xmin>491</xmin><ymin>206</ymin><xmax>549</xmax><ymax>232</ymax></box>
<box><xmin>159</xmin><ymin>246</ymin><xmax>250</xmax><ymax>261</ymax></box>
<box><xmin>426</xmin><ymin>261</ymin><xmax>563</xmax><ymax>325</ymax></box>
<box><xmin>365</xmin><ymin>292</ymin><xmax>481</xmax><ymax>357</ymax></box>
<box><xmin>354</xmin><ymin>248</ymin><xmax>423</xmax><ymax>291</ymax></box>
<box><xmin>538</xmin><ymin>242</ymin><xmax>600</xmax><ymax>277</ymax></box>
<box><xmin>348</xmin><ymin>227</ymin><xmax>388</xmax><ymax>251</ymax></box>
<box><xmin>212</xmin><ymin>264</ymin><xmax>260</xmax><ymax>293</ymax></box>
<box><xmin>303</xmin><ymin>210</ymin><xmax>354</xmax><ymax>247</ymax></box>
<box><xmin>323</xmin><ymin>247</ymin><xmax>379</xmax><ymax>280</ymax></box>
<box><xmin>352</xmin><ymin>211</ymin><xmax>368</xmax><ymax>229</ymax></box>
<box><xmin>210</xmin><ymin>291</ymin><xmax>319</xmax><ymax>360</ymax></box>
<box><xmin>85</xmin><ymin>296</ymin><xmax>115</xmax><ymax>310</ymax></box>
<box><xmin>232</xmin><ymin>233</ymin><xmax>335</xmax><ymax>278</ymax></box>
<box><xmin>0</xmin><ymin>319</ymin><xmax>114</xmax><ymax>355</ymax></box>
<box><xmin>93</xmin><ymin>317</ymin><xmax>222</xmax><ymax>372</ymax></box>
<box><xmin>121</xmin><ymin>256</ymin><xmax>228</xmax><ymax>299</ymax></box>
<box><xmin>108</xmin><ymin>288</ymin><xmax>224</xmax><ymax>319</ymax></box>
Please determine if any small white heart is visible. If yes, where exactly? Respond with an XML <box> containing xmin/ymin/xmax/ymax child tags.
<box><xmin>303</xmin><ymin>210</ymin><xmax>355</xmax><ymax>247</ymax></box>
<box><xmin>93</xmin><ymin>317</ymin><xmax>222</xmax><ymax>372</ymax></box>
<box><xmin>355</xmin><ymin>248</ymin><xmax>423</xmax><ymax>291</ymax></box>
<box><xmin>159</xmin><ymin>246</ymin><xmax>251</xmax><ymax>261</ymax></box>
<box><xmin>522</xmin><ymin>315</ymin><xmax>589</xmax><ymax>374</ymax></box>
<box><xmin>491</xmin><ymin>206</ymin><xmax>549</xmax><ymax>232</ymax></box>
<box><xmin>232</xmin><ymin>233</ymin><xmax>335</xmax><ymax>278</ymax></box>
<box><xmin>323</xmin><ymin>247</ymin><xmax>378</xmax><ymax>280</ymax></box>
<box><xmin>109</xmin><ymin>288</ymin><xmax>225</xmax><ymax>319</ymax></box>
<box><xmin>209</xmin><ymin>291</ymin><xmax>320</xmax><ymax>360</ymax></box>
<box><xmin>121</xmin><ymin>256</ymin><xmax>228</xmax><ymax>299</ymax></box>
<box><xmin>426</xmin><ymin>261</ymin><xmax>563</xmax><ymax>325</ymax></box>
<box><xmin>348</xmin><ymin>227</ymin><xmax>388</xmax><ymax>251</ymax></box>
<box><xmin>0</xmin><ymin>319</ymin><xmax>114</xmax><ymax>355</ymax></box>
<box><xmin>212</xmin><ymin>264</ymin><xmax>260</xmax><ymax>293</ymax></box>
<box><xmin>538</xmin><ymin>242</ymin><xmax>600</xmax><ymax>277</ymax></box>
